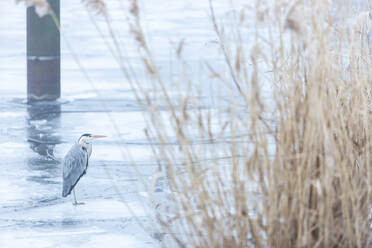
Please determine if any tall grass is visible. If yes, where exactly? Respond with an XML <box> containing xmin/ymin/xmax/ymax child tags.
<box><xmin>137</xmin><ymin>1</ymin><xmax>372</xmax><ymax>246</ymax></box>
<box><xmin>34</xmin><ymin>0</ymin><xmax>371</xmax><ymax>246</ymax></box>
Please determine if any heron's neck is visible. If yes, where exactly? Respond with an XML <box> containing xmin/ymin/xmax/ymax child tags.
<box><xmin>79</xmin><ymin>140</ymin><xmax>92</xmax><ymax>157</ymax></box>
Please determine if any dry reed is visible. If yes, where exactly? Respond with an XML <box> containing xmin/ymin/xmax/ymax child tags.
<box><xmin>128</xmin><ymin>1</ymin><xmax>372</xmax><ymax>247</ymax></box>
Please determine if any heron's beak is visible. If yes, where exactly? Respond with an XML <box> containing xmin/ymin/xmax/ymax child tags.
<box><xmin>91</xmin><ymin>135</ymin><xmax>107</xmax><ymax>139</ymax></box>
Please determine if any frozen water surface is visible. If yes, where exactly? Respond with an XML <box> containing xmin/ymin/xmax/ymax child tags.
<box><xmin>0</xmin><ymin>0</ymin><xmax>248</xmax><ymax>246</ymax></box>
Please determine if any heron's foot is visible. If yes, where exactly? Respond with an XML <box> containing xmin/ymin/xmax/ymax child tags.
<box><xmin>73</xmin><ymin>201</ymin><xmax>85</xmax><ymax>206</ymax></box>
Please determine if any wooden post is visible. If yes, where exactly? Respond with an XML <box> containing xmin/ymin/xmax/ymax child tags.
<box><xmin>27</xmin><ymin>0</ymin><xmax>60</xmax><ymax>102</ymax></box>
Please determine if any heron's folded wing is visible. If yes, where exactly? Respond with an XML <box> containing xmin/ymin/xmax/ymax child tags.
<box><xmin>62</xmin><ymin>144</ymin><xmax>88</xmax><ymax>197</ymax></box>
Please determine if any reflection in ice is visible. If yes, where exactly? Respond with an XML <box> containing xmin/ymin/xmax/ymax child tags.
<box><xmin>27</xmin><ymin>101</ymin><xmax>61</xmax><ymax>159</ymax></box>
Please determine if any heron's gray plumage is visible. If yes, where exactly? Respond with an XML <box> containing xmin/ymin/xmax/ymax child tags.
<box><xmin>61</xmin><ymin>134</ymin><xmax>106</xmax><ymax>204</ymax></box>
<box><xmin>62</xmin><ymin>143</ymin><xmax>89</xmax><ymax>197</ymax></box>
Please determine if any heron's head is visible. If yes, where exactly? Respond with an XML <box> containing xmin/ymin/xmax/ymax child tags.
<box><xmin>78</xmin><ymin>133</ymin><xmax>107</xmax><ymax>145</ymax></box>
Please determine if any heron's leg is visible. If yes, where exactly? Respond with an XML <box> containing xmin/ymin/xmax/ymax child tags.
<box><xmin>72</xmin><ymin>188</ymin><xmax>85</xmax><ymax>205</ymax></box>
<box><xmin>72</xmin><ymin>188</ymin><xmax>77</xmax><ymax>204</ymax></box>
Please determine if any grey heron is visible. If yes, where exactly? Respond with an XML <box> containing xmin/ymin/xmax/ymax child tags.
<box><xmin>62</xmin><ymin>134</ymin><xmax>106</xmax><ymax>205</ymax></box>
